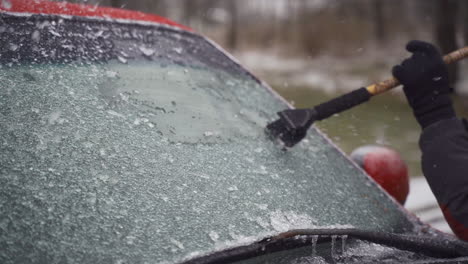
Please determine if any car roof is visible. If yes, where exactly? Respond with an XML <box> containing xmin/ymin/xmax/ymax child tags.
<box><xmin>0</xmin><ymin>0</ymin><xmax>191</xmax><ymax>31</ymax></box>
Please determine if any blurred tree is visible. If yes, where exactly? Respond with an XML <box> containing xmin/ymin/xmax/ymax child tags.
<box><xmin>373</xmin><ymin>0</ymin><xmax>386</xmax><ymax>45</ymax></box>
<box><xmin>435</xmin><ymin>0</ymin><xmax>458</xmax><ymax>88</ymax></box>
<box><xmin>462</xmin><ymin>0</ymin><xmax>468</xmax><ymax>45</ymax></box>
<box><xmin>183</xmin><ymin>0</ymin><xmax>197</xmax><ymax>25</ymax></box>
<box><xmin>226</xmin><ymin>0</ymin><xmax>239</xmax><ymax>50</ymax></box>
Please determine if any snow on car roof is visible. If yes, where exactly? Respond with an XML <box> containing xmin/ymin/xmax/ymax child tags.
<box><xmin>0</xmin><ymin>0</ymin><xmax>191</xmax><ymax>31</ymax></box>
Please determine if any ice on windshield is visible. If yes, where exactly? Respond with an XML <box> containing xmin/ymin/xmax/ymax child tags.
<box><xmin>0</xmin><ymin>14</ymin><xmax>418</xmax><ymax>264</ymax></box>
<box><xmin>1</xmin><ymin>61</ymin><xmax>416</xmax><ymax>263</ymax></box>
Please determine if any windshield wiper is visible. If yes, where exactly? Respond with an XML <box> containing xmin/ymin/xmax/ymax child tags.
<box><xmin>181</xmin><ymin>228</ymin><xmax>468</xmax><ymax>264</ymax></box>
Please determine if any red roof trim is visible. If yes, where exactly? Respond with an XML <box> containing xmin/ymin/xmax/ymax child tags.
<box><xmin>1</xmin><ymin>0</ymin><xmax>191</xmax><ymax>31</ymax></box>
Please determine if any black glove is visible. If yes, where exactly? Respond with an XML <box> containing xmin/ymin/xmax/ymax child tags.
<box><xmin>392</xmin><ymin>40</ymin><xmax>455</xmax><ymax>128</ymax></box>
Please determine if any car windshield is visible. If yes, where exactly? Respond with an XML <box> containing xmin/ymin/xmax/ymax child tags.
<box><xmin>0</xmin><ymin>12</ymin><xmax>423</xmax><ymax>263</ymax></box>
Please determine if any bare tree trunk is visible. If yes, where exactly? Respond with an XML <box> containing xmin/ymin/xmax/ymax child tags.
<box><xmin>373</xmin><ymin>0</ymin><xmax>386</xmax><ymax>45</ymax></box>
<box><xmin>227</xmin><ymin>0</ymin><xmax>239</xmax><ymax>51</ymax></box>
<box><xmin>283</xmin><ymin>0</ymin><xmax>299</xmax><ymax>52</ymax></box>
<box><xmin>183</xmin><ymin>0</ymin><xmax>197</xmax><ymax>26</ymax></box>
<box><xmin>463</xmin><ymin>0</ymin><xmax>468</xmax><ymax>45</ymax></box>
<box><xmin>435</xmin><ymin>0</ymin><xmax>458</xmax><ymax>89</ymax></box>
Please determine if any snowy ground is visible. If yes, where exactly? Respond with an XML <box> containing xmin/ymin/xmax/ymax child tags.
<box><xmin>236</xmin><ymin>51</ymin><xmax>379</xmax><ymax>94</ymax></box>
<box><xmin>235</xmin><ymin>50</ymin><xmax>468</xmax><ymax>96</ymax></box>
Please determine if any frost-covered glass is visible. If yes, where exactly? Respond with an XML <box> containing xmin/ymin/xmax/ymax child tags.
<box><xmin>0</xmin><ymin>13</ymin><xmax>420</xmax><ymax>263</ymax></box>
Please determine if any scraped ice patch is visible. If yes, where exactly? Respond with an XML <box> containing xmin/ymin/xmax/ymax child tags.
<box><xmin>269</xmin><ymin>210</ymin><xmax>316</xmax><ymax>232</ymax></box>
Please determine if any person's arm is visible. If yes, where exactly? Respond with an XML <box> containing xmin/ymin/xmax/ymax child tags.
<box><xmin>420</xmin><ymin>118</ymin><xmax>468</xmax><ymax>240</ymax></box>
<box><xmin>393</xmin><ymin>40</ymin><xmax>468</xmax><ymax>240</ymax></box>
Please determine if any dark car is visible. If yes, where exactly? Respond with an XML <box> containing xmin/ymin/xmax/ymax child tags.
<box><xmin>1</xmin><ymin>1</ymin><xmax>468</xmax><ymax>263</ymax></box>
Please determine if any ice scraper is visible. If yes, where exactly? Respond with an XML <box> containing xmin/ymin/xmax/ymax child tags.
<box><xmin>266</xmin><ymin>46</ymin><xmax>468</xmax><ymax>148</ymax></box>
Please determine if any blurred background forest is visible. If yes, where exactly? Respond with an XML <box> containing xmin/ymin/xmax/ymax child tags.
<box><xmin>60</xmin><ymin>0</ymin><xmax>468</xmax><ymax>176</ymax></box>
<box><xmin>67</xmin><ymin>0</ymin><xmax>468</xmax><ymax>86</ymax></box>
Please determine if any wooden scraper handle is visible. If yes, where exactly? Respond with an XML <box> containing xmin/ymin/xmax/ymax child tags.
<box><xmin>366</xmin><ymin>46</ymin><xmax>468</xmax><ymax>95</ymax></box>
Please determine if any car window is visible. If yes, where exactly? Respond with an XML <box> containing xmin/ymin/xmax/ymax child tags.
<box><xmin>0</xmin><ymin>13</ymin><xmax>419</xmax><ymax>263</ymax></box>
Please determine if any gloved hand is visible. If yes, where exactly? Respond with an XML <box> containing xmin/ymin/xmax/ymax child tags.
<box><xmin>392</xmin><ymin>40</ymin><xmax>456</xmax><ymax>128</ymax></box>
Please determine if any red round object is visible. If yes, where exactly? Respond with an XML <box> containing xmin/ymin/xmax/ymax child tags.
<box><xmin>1</xmin><ymin>0</ymin><xmax>191</xmax><ymax>31</ymax></box>
<box><xmin>351</xmin><ymin>145</ymin><xmax>409</xmax><ymax>205</ymax></box>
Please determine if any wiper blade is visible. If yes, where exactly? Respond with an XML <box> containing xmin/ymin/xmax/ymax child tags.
<box><xmin>181</xmin><ymin>228</ymin><xmax>468</xmax><ymax>264</ymax></box>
